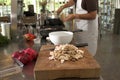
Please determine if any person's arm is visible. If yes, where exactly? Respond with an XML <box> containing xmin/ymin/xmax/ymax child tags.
<box><xmin>63</xmin><ymin>10</ymin><xmax>97</xmax><ymax>21</ymax></box>
<box><xmin>75</xmin><ymin>10</ymin><xmax>97</xmax><ymax>20</ymax></box>
<box><xmin>63</xmin><ymin>0</ymin><xmax>98</xmax><ymax>21</ymax></box>
<box><xmin>57</xmin><ymin>0</ymin><xmax>75</xmax><ymax>14</ymax></box>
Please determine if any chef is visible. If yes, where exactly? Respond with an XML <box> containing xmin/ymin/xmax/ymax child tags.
<box><xmin>57</xmin><ymin>0</ymin><xmax>98</xmax><ymax>56</ymax></box>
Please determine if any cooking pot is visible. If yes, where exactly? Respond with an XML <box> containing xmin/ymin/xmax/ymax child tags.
<box><xmin>45</xmin><ymin>12</ymin><xmax>64</xmax><ymax>26</ymax></box>
<box><xmin>40</xmin><ymin>28</ymin><xmax>64</xmax><ymax>38</ymax></box>
<box><xmin>47</xmin><ymin>12</ymin><xmax>59</xmax><ymax>19</ymax></box>
<box><xmin>45</xmin><ymin>18</ymin><xmax>64</xmax><ymax>26</ymax></box>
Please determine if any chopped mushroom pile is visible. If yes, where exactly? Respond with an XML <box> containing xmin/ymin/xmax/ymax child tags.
<box><xmin>49</xmin><ymin>44</ymin><xmax>84</xmax><ymax>63</ymax></box>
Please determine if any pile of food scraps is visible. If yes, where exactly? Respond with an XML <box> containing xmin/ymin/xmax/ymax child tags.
<box><xmin>49</xmin><ymin>44</ymin><xmax>84</xmax><ymax>63</ymax></box>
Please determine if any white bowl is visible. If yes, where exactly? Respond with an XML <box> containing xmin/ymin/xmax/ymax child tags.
<box><xmin>49</xmin><ymin>31</ymin><xmax>73</xmax><ymax>45</ymax></box>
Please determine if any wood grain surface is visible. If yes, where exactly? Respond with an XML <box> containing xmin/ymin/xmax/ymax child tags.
<box><xmin>34</xmin><ymin>44</ymin><xmax>101</xmax><ymax>80</ymax></box>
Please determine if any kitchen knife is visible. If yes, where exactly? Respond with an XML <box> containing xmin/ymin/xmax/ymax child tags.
<box><xmin>47</xmin><ymin>43</ymin><xmax>88</xmax><ymax>51</ymax></box>
<box><xmin>71</xmin><ymin>29</ymin><xmax>83</xmax><ymax>33</ymax></box>
<box><xmin>74</xmin><ymin>43</ymin><xmax>88</xmax><ymax>47</ymax></box>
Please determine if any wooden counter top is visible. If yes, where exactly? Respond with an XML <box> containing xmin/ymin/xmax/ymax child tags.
<box><xmin>34</xmin><ymin>44</ymin><xmax>101</xmax><ymax>80</ymax></box>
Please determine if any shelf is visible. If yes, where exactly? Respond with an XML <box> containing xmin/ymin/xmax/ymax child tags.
<box><xmin>99</xmin><ymin>0</ymin><xmax>115</xmax><ymax>31</ymax></box>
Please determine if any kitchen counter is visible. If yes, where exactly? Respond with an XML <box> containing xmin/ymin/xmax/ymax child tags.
<box><xmin>0</xmin><ymin>37</ymin><xmax>103</xmax><ymax>80</ymax></box>
<box><xmin>0</xmin><ymin>37</ymin><xmax>41</xmax><ymax>80</ymax></box>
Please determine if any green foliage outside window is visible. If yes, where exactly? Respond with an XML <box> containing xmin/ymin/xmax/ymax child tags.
<box><xmin>0</xmin><ymin>0</ymin><xmax>11</xmax><ymax>5</ymax></box>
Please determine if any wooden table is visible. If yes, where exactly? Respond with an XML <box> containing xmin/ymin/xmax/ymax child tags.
<box><xmin>34</xmin><ymin>44</ymin><xmax>101</xmax><ymax>80</ymax></box>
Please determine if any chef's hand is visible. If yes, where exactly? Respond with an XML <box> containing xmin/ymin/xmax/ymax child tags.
<box><xmin>63</xmin><ymin>14</ymin><xmax>80</xmax><ymax>22</ymax></box>
<box><xmin>63</xmin><ymin>14</ymin><xmax>75</xmax><ymax>22</ymax></box>
<box><xmin>56</xmin><ymin>6</ymin><xmax>64</xmax><ymax>15</ymax></box>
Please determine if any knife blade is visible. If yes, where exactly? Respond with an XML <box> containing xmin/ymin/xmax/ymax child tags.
<box><xmin>47</xmin><ymin>43</ymin><xmax>88</xmax><ymax>51</ymax></box>
<box><xmin>74</xmin><ymin>43</ymin><xmax>88</xmax><ymax>47</ymax></box>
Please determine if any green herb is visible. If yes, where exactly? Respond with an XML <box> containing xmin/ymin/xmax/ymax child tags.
<box><xmin>0</xmin><ymin>33</ymin><xmax>9</xmax><ymax>47</ymax></box>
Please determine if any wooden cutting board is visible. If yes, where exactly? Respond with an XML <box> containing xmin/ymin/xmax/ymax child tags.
<box><xmin>34</xmin><ymin>44</ymin><xmax>101</xmax><ymax>80</ymax></box>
